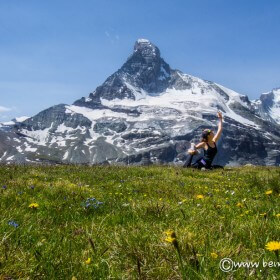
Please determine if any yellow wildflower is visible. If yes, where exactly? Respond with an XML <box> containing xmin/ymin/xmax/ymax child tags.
<box><xmin>28</xmin><ymin>203</ymin><xmax>39</xmax><ymax>209</ymax></box>
<box><xmin>276</xmin><ymin>214</ymin><xmax>280</xmax><ymax>217</ymax></box>
<box><xmin>196</xmin><ymin>194</ymin><xmax>204</xmax><ymax>199</ymax></box>
<box><xmin>164</xmin><ymin>229</ymin><xmax>176</xmax><ymax>238</ymax></box>
<box><xmin>210</xmin><ymin>252</ymin><xmax>218</xmax><ymax>259</ymax></box>
<box><xmin>260</xmin><ymin>213</ymin><xmax>267</xmax><ymax>217</ymax></box>
<box><xmin>165</xmin><ymin>236</ymin><xmax>176</xmax><ymax>243</ymax></box>
<box><xmin>85</xmin><ymin>257</ymin><xmax>91</xmax><ymax>264</ymax></box>
<box><xmin>265</xmin><ymin>190</ymin><xmax>273</xmax><ymax>195</ymax></box>
<box><xmin>265</xmin><ymin>241</ymin><xmax>280</xmax><ymax>251</ymax></box>
<box><xmin>236</xmin><ymin>202</ymin><xmax>243</xmax><ymax>208</ymax></box>
<box><xmin>164</xmin><ymin>230</ymin><xmax>178</xmax><ymax>245</ymax></box>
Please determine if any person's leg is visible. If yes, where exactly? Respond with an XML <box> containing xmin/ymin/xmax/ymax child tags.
<box><xmin>183</xmin><ymin>155</ymin><xmax>209</xmax><ymax>170</ymax></box>
<box><xmin>191</xmin><ymin>161</ymin><xmax>204</xmax><ymax>169</ymax></box>
<box><xmin>183</xmin><ymin>154</ymin><xmax>194</xmax><ymax>168</ymax></box>
<box><xmin>192</xmin><ymin>157</ymin><xmax>206</xmax><ymax>169</ymax></box>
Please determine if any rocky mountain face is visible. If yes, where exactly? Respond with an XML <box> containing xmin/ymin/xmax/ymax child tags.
<box><xmin>252</xmin><ymin>88</ymin><xmax>280</xmax><ymax>125</ymax></box>
<box><xmin>1</xmin><ymin>39</ymin><xmax>280</xmax><ymax>166</ymax></box>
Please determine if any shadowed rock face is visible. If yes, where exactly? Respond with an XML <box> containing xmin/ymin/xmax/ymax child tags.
<box><xmin>74</xmin><ymin>39</ymin><xmax>173</xmax><ymax>108</ymax></box>
<box><xmin>260</xmin><ymin>92</ymin><xmax>274</xmax><ymax>110</ymax></box>
<box><xmin>15</xmin><ymin>104</ymin><xmax>92</xmax><ymax>131</ymax></box>
<box><xmin>252</xmin><ymin>88</ymin><xmax>280</xmax><ymax>124</ymax></box>
<box><xmin>1</xmin><ymin>39</ymin><xmax>280</xmax><ymax>166</ymax></box>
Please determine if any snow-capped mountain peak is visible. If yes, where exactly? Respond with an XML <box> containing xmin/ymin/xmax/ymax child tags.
<box><xmin>252</xmin><ymin>87</ymin><xmax>280</xmax><ymax>124</ymax></box>
<box><xmin>1</xmin><ymin>39</ymin><xmax>280</xmax><ymax>166</ymax></box>
<box><xmin>133</xmin><ymin>38</ymin><xmax>160</xmax><ymax>57</ymax></box>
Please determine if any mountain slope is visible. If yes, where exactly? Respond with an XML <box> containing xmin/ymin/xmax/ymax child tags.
<box><xmin>252</xmin><ymin>88</ymin><xmax>280</xmax><ymax>125</ymax></box>
<box><xmin>1</xmin><ymin>39</ymin><xmax>280</xmax><ymax>166</ymax></box>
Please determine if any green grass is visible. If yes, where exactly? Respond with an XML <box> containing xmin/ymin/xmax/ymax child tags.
<box><xmin>0</xmin><ymin>165</ymin><xmax>279</xmax><ymax>279</ymax></box>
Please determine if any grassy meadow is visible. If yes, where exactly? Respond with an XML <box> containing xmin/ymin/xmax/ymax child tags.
<box><xmin>0</xmin><ymin>164</ymin><xmax>279</xmax><ymax>279</ymax></box>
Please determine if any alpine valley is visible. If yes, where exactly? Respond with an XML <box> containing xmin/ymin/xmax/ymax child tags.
<box><xmin>1</xmin><ymin>39</ymin><xmax>280</xmax><ymax>166</ymax></box>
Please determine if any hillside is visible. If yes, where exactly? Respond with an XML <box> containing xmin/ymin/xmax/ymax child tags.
<box><xmin>0</xmin><ymin>165</ymin><xmax>279</xmax><ymax>279</ymax></box>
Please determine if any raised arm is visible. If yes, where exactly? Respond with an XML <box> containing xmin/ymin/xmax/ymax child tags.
<box><xmin>213</xmin><ymin>111</ymin><xmax>223</xmax><ymax>142</ymax></box>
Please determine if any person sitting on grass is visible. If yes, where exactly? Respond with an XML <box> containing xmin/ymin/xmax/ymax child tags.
<box><xmin>183</xmin><ymin>111</ymin><xmax>224</xmax><ymax>170</ymax></box>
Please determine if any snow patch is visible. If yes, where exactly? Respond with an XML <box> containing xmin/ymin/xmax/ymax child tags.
<box><xmin>65</xmin><ymin>105</ymin><xmax>128</xmax><ymax>121</ymax></box>
<box><xmin>15</xmin><ymin>116</ymin><xmax>30</xmax><ymax>122</ymax></box>
<box><xmin>124</xmin><ymin>82</ymin><xmax>147</xmax><ymax>101</ymax></box>
<box><xmin>99</xmin><ymin>81</ymin><xmax>260</xmax><ymax>128</ymax></box>
<box><xmin>25</xmin><ymin>144</ymin><xmax>37</xmax><ymax>152</ymax></box>
<box><xmin>6</xmin><ymin>155</ymin><xmax>14</xmax><ymax>161</ymax></box>
<box><xmin>56</xmin><ymin>123</ymin><xmax>72</xmax><ymax>133</ymax></box>
<box><xmin>63</xmin><ymin>151</ymin><xmax>69</xmax><ymax>160</ymax></box>
<box><xmin>0</xmin><ymin>151</ymin><xmax>7</xmax><ymax>160</ymax></box>
<box><xmin>16</xmin><ymin>146</ymin><xmax>23</xmax><ymax>153</ymax></box>
<box><xmin>137</xmin><ymin>39</ymin><xmax>150</xmax><ymax>43</ymax></box>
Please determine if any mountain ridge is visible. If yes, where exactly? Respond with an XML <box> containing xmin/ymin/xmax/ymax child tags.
<box><xmin>1</xmin><ymin>39</ymin><xmax>280</xmax><ymax>166</ymax></box>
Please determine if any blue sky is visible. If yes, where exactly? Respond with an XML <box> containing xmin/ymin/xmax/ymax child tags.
<box><xmin>0</xmin><ymin>0</ymin><xmax>280</xmax><ymax>121</ymax></box>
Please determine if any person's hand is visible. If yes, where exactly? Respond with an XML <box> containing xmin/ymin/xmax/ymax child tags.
<box><xmin>188</xmin><ymin>149</ymin><xmax>198</xmax><ymax>155</ymax></box>
<box><xmin>217</xmin><ymin>111</ymin><xmax>223</xmax><ymax>119</ymax></box>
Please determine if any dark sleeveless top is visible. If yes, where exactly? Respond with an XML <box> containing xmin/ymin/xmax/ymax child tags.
<box><xmin>204</xmin><ymin>142</ymin><xmax>218</xmax><ymax>165</ymax></box>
